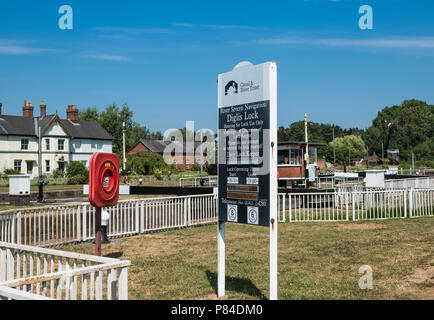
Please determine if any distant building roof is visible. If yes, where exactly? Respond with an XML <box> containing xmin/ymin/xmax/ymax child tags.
<box><xmin>133</xmin><ymin>139</ymin><xmax>205</xmax><ymax>155</ymax></box>
<box><xmin>0</xmin><ymin>114</ymin><xmax>112</xmax><ymax>141</ymax></box>
<box><xmin>60</xmin><ymin>118</ymin><xmax>113</xmax><ymax>140</ymax></box>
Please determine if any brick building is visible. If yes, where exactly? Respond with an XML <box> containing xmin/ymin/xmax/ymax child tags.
<box><xmin>127</xmin><ymin>139</ymin><xmax>205</xmax><ymax>170</ymax></box>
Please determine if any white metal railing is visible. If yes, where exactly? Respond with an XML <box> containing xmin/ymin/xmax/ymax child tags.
<box><xmin>178</xmin><ymin>176</ymin><xmax>217</xmax><ymax>187</ymax></box>
<box><xmin>384</xmin><ymin>177</ymin><xmax>434</xmax><ymax>189</ymax></box>
<box><xmin>0</xmin><ymin>194</ymin><xmax>218</xmax><ymax>247</ymax></box>
<box><xmin>411</xmin><ymin>189</ymin><xmax>434</xmax><ymax>218</ymax></box>
<box><xmin>0</xmin><ymin>241</ymin><xmax>130</xmax><ymax>300</ymax></box>
<box><xmin>279</xmin><ymin>192</ymin><xmax>349</xmax><ymax>222</ymax></box>
<box><xmin>278</xmin><ymin>188</ymin><xmax>434</xmax><ymax>222</ymax></box>
<box><xmin>1</xmin><ymin>190</ymin><xmax>432</xmax><ymax>245</ymax></box>
<box><xmin>351</xmin><ymin>190</ymin><xmax>407</xmax><ymax>220</ymax></box>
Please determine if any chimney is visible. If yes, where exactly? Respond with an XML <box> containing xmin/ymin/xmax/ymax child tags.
<box><xmin>40</xmin><ymin>100</ymin><xmax>46</xmax><ymax>117</ymax></box>
<box><xmin>66</xmin><ymin>105</ymin><xmax>79</xmax><ymax>122</ymax></box>
<box><xmin>22</xmin><ymin>100</ymin><xmax>34</xmax><ymax>118</ymax></box>
<box><xmin>0</xmin><ymin>102</ymin><xmax>2</xmax><ymax>117</ymax></box>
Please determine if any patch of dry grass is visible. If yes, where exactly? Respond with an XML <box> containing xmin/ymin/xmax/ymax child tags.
<box><xmin>60</xmin><ymin>217</ymin><xmax>434</xmax><ymax>300</ymax></box>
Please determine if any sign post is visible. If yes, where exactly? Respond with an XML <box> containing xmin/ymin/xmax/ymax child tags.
<box><xmin>217</xmin><ymin>61</ymin><xmax>278</xmax><ymax>299</ymax></box>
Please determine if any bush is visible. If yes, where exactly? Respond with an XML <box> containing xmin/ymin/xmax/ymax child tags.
<box><xmin>127</xmin><ymin>152</ymin><xmax>169</xmax><ymax>176</ymax></box>
<box><xmin>66</xmin><ymin>161</ymin><xmax>88</xmax><ymax>177</ymax></box>
<box><xmin>53</xmin><ymin>169</ymin><xmax>65</xmax><ymax>178</ymax></box>
<box><xmin>67</xmin><ymin>174</ymin><xmax>89</xmax><ymax>185</ymax></box>
<box><xmin>191</xmin><ymin>163</ymin><xmax>201</xmax><ymax>171</ymax></box>
<box><xmin>2</xmin><ymin>168</ymin><xmax>21</xmax><ymax>178</ymax></box>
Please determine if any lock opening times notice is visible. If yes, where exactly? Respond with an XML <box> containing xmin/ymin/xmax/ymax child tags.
<box><xmin>218</xmin><ymin>100</ymin><xmax>271</xmax><ymax>227</ymax></box>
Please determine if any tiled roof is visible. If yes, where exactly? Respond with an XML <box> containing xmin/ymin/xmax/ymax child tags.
<box><xmin>138</xmin><ymin>139</ymin><xmax>204</xmax><ymax>155</ymax></box>
<box><xmin>0</xmin><ymin>114</ymin><xmax>112</xmax><ymax>140</ymax></box>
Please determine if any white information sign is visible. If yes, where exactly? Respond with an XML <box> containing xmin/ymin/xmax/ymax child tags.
<box><xmin>217</xmin><ymin>61</ymin><xmax>278</xmax><ymax>300</ymax></box>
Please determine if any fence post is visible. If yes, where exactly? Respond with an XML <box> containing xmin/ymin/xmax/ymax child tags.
<box><xmin>0</xmin><ymin>249</ymin><xmax>6</xmax><ymax>282</ymax></box>
<box><xmin>118</xmin><ymin>267</ymin><xmax>128</xmax><ymax>300</ymax></box>
<box><xmin>345</xmin><ymin>192</ymin><xmax>349</xmax><ymax>221</ymax></box>
<box><xmin>409</xmin><ymin>188</ymin><xmax>414</xmax><ymax>218</ymax></box>
<box><xmin>11</xmin><ymin>211</ymin><xmax>16</xmax><ymax>244</ymax></box>
<box><xmin>76</xmin><ymin>205</ymin><xmax>81</xmax><ymax>242</ymax></box>
<box><xmin>135</xmin><ymin>201</ymin><xmax>140</xmax><ymax>234</ymax></box>
<box><xmin>283</xmin><ymin>194</ymin><xmax>286</xmax><ymax>222</ymax></box>
<box><xmin>288</xmin><ymin>194</ymin><xmax>292</xmax><ymax>222</ymax></box>
<box><xmin>140</xmin><ymin>201</ymin><xmax>144</xmax><ymax>233</ymax></box>
<box><xmin>82</xmin><ymin>205</ymin><xmax>87</xmax><ymax>241</ymax></box>
<box><xmin>404</xmin><ymin>191</ymin><xmax>407</xmax><ymax>218</ymax></box>
<box><xmin>352</xmin><ymin>193</ymin><xmax>355</xmax><ymax>221</ymax></box>
<box><xmin>183</xmin><ymin>198</ymin><xmax>188</xmax><ymax>227</ymax></box>
<box><xmin>188</xmin><ymin>197</ymin><xmax>192</xmax><ymax>226</ymax></box>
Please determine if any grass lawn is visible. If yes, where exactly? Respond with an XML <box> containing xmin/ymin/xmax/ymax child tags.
<box><xmin>60</xmin><ymin>217</ymin><xmax>434</xmax><ymax>300</ymax></box>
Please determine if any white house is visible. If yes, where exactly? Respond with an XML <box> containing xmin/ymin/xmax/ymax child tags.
<box><xmin>0</xmin><ymin>100</ymin><xmax>112</xmax><ymax>178</ymax></box>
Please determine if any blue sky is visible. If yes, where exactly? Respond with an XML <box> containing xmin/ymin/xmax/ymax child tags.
<box><xmin>1</xmin><ymin>0</ymin><xmax>433</xmax><ymax>134</ymax></box>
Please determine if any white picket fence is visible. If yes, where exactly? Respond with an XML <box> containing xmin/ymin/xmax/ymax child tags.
<box><xmin>0</xmin><ymin>194</ymin><xmax>218</xmax><ymax>247</ymax></box>
<box><xmin>0</xmin><ymin>241</ymin><xmax>130</xmax><ymax>300</ymax></box>
<box><xmin>278</xmin><ymin>188</ymin><xmax>434</xmax><ymax>222</ymax></box>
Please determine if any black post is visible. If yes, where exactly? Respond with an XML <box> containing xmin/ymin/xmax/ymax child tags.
<box><xmin>38</xmin><ymin>182</ymin><xmax>43</xmax><ymax>203</ymax></box>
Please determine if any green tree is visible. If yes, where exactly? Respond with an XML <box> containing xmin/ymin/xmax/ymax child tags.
<box><xmin>325</xmin><ymin>135</ymin><xmax>366</xmax><ymax>164</ymax></box>
<box><xmin>126</xmin><ymin>152</ymin><xmax>169</xmax><ymax>176</ymax></box>
<box><xmin>80</xmin><ymin>104</ymin><xmax>163</xmax><ymax>156</ymax></box>
<box><xmin>99</xmin><ymin>103</ymin><xmax>134</xmax><ymax>154</ymax></box>
<box><xmin>78</xmin><ymin>107</ymin><xmax>99</xmax><ymax>122</ymax></box>
<box><xmin>362</xmin><ymin>99</ymin><xmax>434</xmax><ymax>161</ymax></box>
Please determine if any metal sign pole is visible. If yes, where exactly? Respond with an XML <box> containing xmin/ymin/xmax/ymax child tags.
<box><xmin>270</xmin><ymin>218</ymin><xmax>278</xmax><ymax>300</ymax></box>
<box><xmin>269</xmin><ymin>63</ymin><xmax>278</xmax><ymax>300</ymax></box>
<box><xmin>217</xmin><ymin>221</ymin><xmax>225</xmax><ymax>297</ymax></box>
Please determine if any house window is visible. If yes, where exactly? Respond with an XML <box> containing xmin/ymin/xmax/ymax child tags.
<box><xmin>45</xmin><ymin>139</ymin><xmax>50</xmax><ymax>151</ymax></box>
<box><xmin>185</xmin><ymin>159</ymin><xmax>190</xmax><ymax>170</ymax></box>
<box><xmin>58</xmin><ymin>139</ymin><xmax>65</xmax><ymax>151</ymax></box>
<box><xmin>278</xmin><ymin>149</ymin><xmax>300</xmax><ymax>165</ymax></box>
<box><xmin>97</xmin><ymin>142</ymin><xmax>102</xmax><ymax>150</ymax></box>
<box><xmin>278</xmin><ymin>150</ymin><xmax>289</xmax><ymax>165</ymax></box>
<box><xmin>14</xmin><ymin>160</ymin><xmax>22</xmax><ymax>172</ymax></box>
<box><xmin>21</xmin><ymin>139</ymin><xmax>29</xmax><ymax>150</ymax></box>
<box><xmin>308</xmin><ymin>148</ymin><xmax>317</xmax><ymax>164</ymax></box>
<box><xmin>45</xmin><ymin>160</ymin><xmax>50</xmax><ymax>172</ymax></box>
<box><xmin>290</xmin><ymin>149</ymin><xmax>300</xmax><ymax>165</ymax></box>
